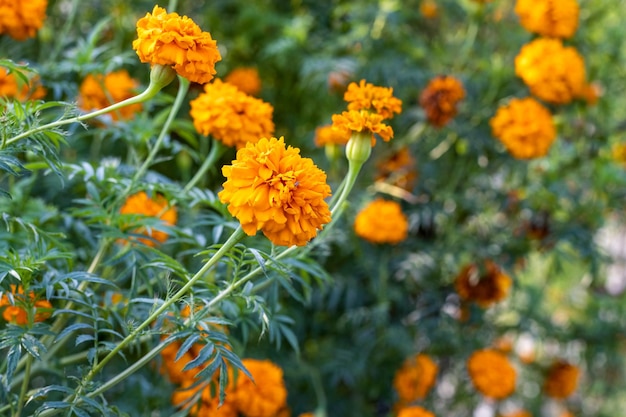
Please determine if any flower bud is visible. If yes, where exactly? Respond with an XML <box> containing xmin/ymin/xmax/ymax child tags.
<box><xmin>149</xmin><ymin>64</ymin><xmax>177</xmax><ymax>92</ymax></box>
<box><xmin>345</xmin><ymin>131</ymin><xmax>372</xmax><ymax>165</ymax></box>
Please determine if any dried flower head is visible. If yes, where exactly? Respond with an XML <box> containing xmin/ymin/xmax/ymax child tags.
<box><xmin>455</xmin><ymin>260</ymin><xmax>512</xmax><ymax>308</ymax></box>
<box><xmin>344</xmin><ymin>79</ymin><xmax>402</xmax><ymax>119</ymax></box>
<box><xmin>468</xmin><ymin>349</ymin><xmax>517</xmax><ymax>399</ymax></box>
<box><xmin>375</xmin><ymin>146</ymin><xmax>418</xmax><ymax>192</ymax></box>
<box><xmin>314</xmin><ymin>124</ymin><xmax>349</xmax><ymax>147</ymax></box>
<box><xmin>0</xmin><ymin>0</ymin><xmax>47</xmax><ymax>40</ymax></box>
<box><xmin>219</xmin><ymin>137</ymin><xmax>332</xmax><ymax>247</ymax></box>
<box><xmin>397</xmin><ymin>406</ymin><xmax>436</xmax><ymax>417</ymax></box>
<box><xmin>544</xmin><ymin>361</ymin><xmax>580</xmax><ymax>399</ymax></box>
<box><xmin>133</xmin><ymin>5</ymin><xmax>221</xmax><ymax>84</ymax></box>
<box><xmin>189</xmin><ymin>79</ymin><xmax>275</xmax><ymax>149</ymax></box>
<box><xmin>331</xmin><ymin>110</ymin><xmax>394</xmax><ymax>146</ymax></box>
<box><xmin>393</xmin><ymin>354</ymin><xmax>438</xmax><ymax>403</ymax></box>
<box><xmin>232</xmin><ymin>359</ymin><xmax>288</xmax><ymax>417</ymax></box>
<box><xmin>419</xmin><ymin>76</ymin><xmax>465</xmax><ymax>127</ymax></box>
<box><xmin>78</xmin><ymin>70</ymin><xmax>142</xmax><ymax>121</ymax></box>
<box><xmin>119</xmin><ymin>191</ymin><xmax>177</xmax><ymax>247</ymax></box>
<box><xmin>225</xmin><ymin>67</ymin><xmax>262</xmax><ymax>96</ymax></box>
<box><xmin>515</xmin><ymin>0</ymin><xmax>579</xmax><ymax>39</ymax></box>
<box><xmin>0</xmin><ymin>67</ymin><xmax>46</xmax><ymax>101</ymax></box>
<box><xmin>1</xmin><ymin>285</ymin><xmax>52</xmax><ymax>325</ymax></box>
<box><xmin>490</xmin><ymin>97</ymin><xmax>556</xmax><ymax>159</ymax></box>
<box><xmin>354</xmin><ymin>199</ymin><xmax>409</xmax><ymax>244</ymax></box>
<box><xmin>515</xmin><ymin>38</ymin><xmax>586</xmax><ymax>104</ymax></box>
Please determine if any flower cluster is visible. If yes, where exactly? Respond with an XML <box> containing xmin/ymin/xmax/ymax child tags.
<box><xmin>467</xmin><ymin>349</ymin><xmax>517</xmax><ymax>399</ymax></box>
<box><xmin>393</xmin><ymin>353</ymin><xmax>438</xmax><ymax>404</ymax></box>
<box><xmin>119</xmin><ymin>191</ymin><xmax>177</xmax><ymax>247</ymax></box>
<box><xmin>219</xmin><ymin>137</ymin><xmax>332</xmax><ymax>247</ymax></box>
<box><xmin>78</xmin><ymin>70</ymin><xmax>142</xmax><ymax>121</ymax></box>
<box><xmin>224</xmin><ymin>67</ymin><xmax>262</xmax><ymax>96</ymax></box>
<box><xmin>375</xmin><ymin>146</ymin><xmax>418</xmax><ymax>192</ymax></box>
<box><xmin>0</xmin><ymin>0</ymin><xmax>47</xmax><ymax>40</ymax></box>
<box><xmin>515</xmin><ymin>0</ymin><xmax>579</xmax><ymax>39</ymax></box>
<box><xmin>397</xmin><ymin>406</ymin><xmax>436</xmax><ymax>417</ymax></box>
<box><xmin>0</xmin><ymin>67</ymin><xmax>46</xmax><ymax>101</ymax></box>
<box><xmin>490</xmin><ymin>97</ymin><xmax>556</xmax><ymax>159</ymax></box>
<box><xmin>189</xmin><ymin>79</ymin><xmax>275</xmax><ymax>149</ymax></box>
<box><xmin>133</xmin><ymin>6</ymin><xmax>221</xmax><ymax>84</ymax></box>
<box><xmin>1</xmin><ymin>285</ymin><xmax>52</xmax><ymax>325</ymax></box>
<box><xmin>454</xmin><ymin>260</ymin><xmax>512</xmax><ymax>308</ymax></box>
<box><xmin>354</xmin><ymin>199</ymin><xmax>409</xmax><ymax>244</ymax></box>
<box><xmin>419</xmin><ymin>76</ymin><xmax>465</xmax><ymax>127</ymax></box>
<box><xmin>544</xmin><ymin>360</ymin><xmax>580</xmax><ymax>399</ymax></box>
<box><xmin>515</xmin><ymin>38</ymin><xmax>586</xmax><ymax>104</ymax></box>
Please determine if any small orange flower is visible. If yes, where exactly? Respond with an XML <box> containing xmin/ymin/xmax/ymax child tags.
<box><xmin>455</xmin><ymin>260</ymin><xmax>512</xmax><ymax>308</ymax></box>
<box><xmin>0</xmin><ymin>67</ymin><xmax>46</xmax><ymax>101</ymax></box>
<box><xmin>78</xmin><ymin>70</ymin><xmax>142</xmax><ymax>121</ymax></box>
<box><xmin>189</xmin><ymin>79</ymin><xmax>275</xmax><ymax>149</ymax></box>
<box><xmin>544</xmin><ymin>360</ymin><xmax>580</xmax><ymax>399</ymax></box>
<box><xmin>468</xmin><ymin>349</ymin><xmax>516</xmax><ymax>399</ymax></box>
<box><xmin>419</xmin><ymin>76</ymin><xmax>465</xmax><ymax>127</ymax></box>
<box><xmin>354</xmin><ymin>199</ymin><xmax>409</xmax><ymax>245</ymax></box>
<box><xmin>393</xmin><ymin>354</ymin><xmax>438</xmax><ymax>403</ymax></box>
<box><xmin>219</xmin><ymin>137</ymin><xmax>332</xmax><ymax>247</ymax></box>
<box><xmin>119</xmin><ymin>192</ymin><xmax>177</xmax><ymax>247</ymax></box>
<box><xmin>397</xmin><ymin>406</ymin><xmax>436</xmax><ymax>417</ymax></box>
<box><xmin>501</xmin><ymin>410</ymin><xmax>532</xmax><ymax>417</ymax></box>
<box><xmin>420</xmin><ymin>0</ymin><xmax>439</xmax><ymax>19</ymax></box>
<box><xmin>0</xmin><ymin>0</ymin><xmax>47</xmax><ymax>40</ymax></box>
<box><xmin>133</xmin><ymin>6</ymin><xmax>221</xmax><ymax>84</ymax></box>
<box><xmin>490</xmin><ymin>97</ymin><xmax>556</xmax><ymax>159</ymax></box>
<box><xmin>515</xmin><ymin>0</ymin><xmax>579</xmax><ymax>39</ymax></box>
<box><xmin>375</xmin><ymin>146</ymin><xmax>418</xmax><ymax>192</ymax></box>
<box><xmin>314</xmin><ymin>124</ymin><xmax>349</xmax><ymax>147</ymax></box>
<box><xmin>224</xmin><ymin>67</ymin><xmax>262</xmax><ymax>96</ymax></box>
<box><xmin>344</xmin><ymin>79</ymin><xmax>402</xmax><ymax>120</ymax></box>
<box><xmin>331</xmin><ymin>110</ymin><xmax>394</xmax><ymax>146</ymax></box>
<box><xmin>1</xmin><ymin>285</ymin><xmax>52</xmax><ymax>325</ymax></box>
<box><xmin>515</xmin><ymin>38</ymin><xmax>586</xmax><ymax>104</ymax></box>
<box><xmin>612</xmin><ymin>143</ymin><xmax>626</xmax><ymax>166</ymax></box>
<box><xmin>232</xmin><ymin>359</ymin><xmax>288</xmax><ymax>417</ymax></box>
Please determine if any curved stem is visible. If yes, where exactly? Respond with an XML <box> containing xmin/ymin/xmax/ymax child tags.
<box><xmin>182</xmin><ymin>139</ymin><xmax>227</xmax><ymax>194</ymax></box>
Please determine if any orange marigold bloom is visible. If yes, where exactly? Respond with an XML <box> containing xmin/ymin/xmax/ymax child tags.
<box><xmin>375</xmin><ymin>146</ymin><xmax>418</xmax><ymax>192</ymax></box>
<box><xmin>455</xmin><ymin>260</ymin><xmax>512</xmax><ymax>308</ymax></box>
<box><xmin>344</xmin><ymin>79</ymin><xmax>402</xmax><ymax>120</ymax></box>
<box><xmin>490</xmin><ymin>97</ymin><xmax>556</xmax><ymax>159</ymax></box>
<box><xmin>0</xmin><ymin>67</ymin><xmax>46</xmax><ymax>101</ymax></box>
<box><xmin>419</xmin><ymin>76</ymin><xmax>465</xmax><ymax>127</ymax></box>
<box><xmin>331</xmin><ymin>110</ymin><xmax>394</xmax><ymax>146</ymax></box>
<box><xmin>78</xmin><ymin>70</ymin><xmax>142</xmax><ymax>121</ymax></box>
<box><xmin>397</xmin><ymin>406</ymin><xmax>436</xmax><ymax>417</ymax></box>
<box><xmin>119</xmin><ymin>192</ymin><xmax>177</xmax><ymax>247</ymax></box>
<box><xmin>612</xmin><ymin>143</ymin><xmax>626</xmax><ymax>166</ymax></box>
<box><xmin>544</xmin><ymin>361</ymin><xmax>580</xmax><ymax>399</ymax></box>
<box><xmin>172</xmin><ymin>381</ymin><xmax>238</xmax><ymax>417</ymax></box>
<box><xmin>189</xmin><ymin>79</ymin><xmax>275</xmax><ymax>149</ymax></box>
<box><xmin>515</xmin><ymin>0</ymin><xmax>579</xmax><ymax>39</ymax></box>
<box><xmin>133</xmin><ymin>6</ymin><xmax>221</xmax><ymax>84</ymax></box>
<box><xmin>515</xmin><ymin>38</ymin><xmax>586</xmax><ymax>104</ymax></box>
<box><xmin>393</xmin><ymin>354</ymin><xmax>438</xmax><ymax>403</ymax></box>
<box><xmin>314</xmin><ymin>124</ymin><xmax>349</xmax><ymax>147</ymax></box>
<box><xmin>225</xmin><ymin>67</ymin><xmax>262</xmax><ymax>96</ymax></box>
<box><xmin>501</xmin><ymin>411</ymin><xmax>532</xmax><ymax>417</ymax></box>
<box><xmin>219</xmin><ymin>137</ymin><xmax>332</xmax><ymax>247</ymax></box>
<box><xmin>0</xmin><ymin>0</ymin><xmax>47</xmax><ymax>40</ymax></box>
<box><xmin>232</xmin><ymin>359</ymin><xmax>288</xmax><ymax>417</ymax></box>
<box><xmin>0</xmin><ymin>285</ymin><xmax>52</xmax><ymax>325</ymax></box>
<box><xmin>468</xmin><ymin>349</ymin><xmax>516</xmax><ymax>399</ymax></box>
<box><xmin>354</xmin><ymin>199</ymin><xmax>408</xmax><ymax>244</ymax></box>
<box><xmin>420</xmin><ymin>0</ymin><xmax>439</xmax><ymax>19</ymax></box>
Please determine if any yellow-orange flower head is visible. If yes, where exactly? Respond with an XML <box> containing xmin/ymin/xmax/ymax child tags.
<box><xmin>468</xmin><ymin>349</ymin><xmax>517</xmax><ymax>399</ymax></box>
<box><xmin>225</xmin><ymin>67</ymin><xmax>262</xmax><ymax>96</ymax></box>
<box><xmin>1</xmin><ymin>285</ymin><xmax>52</xmax><ymax>325</ymax></box>
<box><xmin>419</xmin><ymin>76</ymin><xmax>465</xmax><ymax>127</ymax></box>
<box><xmin>515</xmin><ymin>0</ymin><xmax>579</xmax><ymax>39</ymax></box>
<box><xmin>0</xmin><ymin>0</ymin><xmax>47</xmax><ymax>40</ymax></box>
<box><xmin>314</xmin><ymin>124</ymin><xmax>350</xmax><ymax>147</ymax></box>
<box><xmin>0</xmin><ymin>67</ymin><xmax>46</xmax><ymax>101</ymax></box>
<box><xmin>393</xmin><ymin>354</ymin><xmax>438</xmax><ymax>403</ymax></box>
<box><xmin>344</xmin><ymin>79</ymin><xmax>402</xmax><ymax>120</ymax></box>
<box><xmin>354</xmin><ymin>199</ymin><xmax>409</xmax><ymax>244</ymax></box>
<box><xmin>544</xmin><ymin>360</ymin><xmax>580</xmax><ymax>399</ymax></box>
<box><xmin>78</xmin><ymin>70</ymin><xmax>142</xmax><ymax>121</ymax></box>
<box><xmin>133</xmin><ymin>6</ymin><xmax>221</xmax><ymax>84</ymax></box>
<box><xmin>232</xmin><ymin>359</ymin><xmax>288</xmax><ymax>417</ymax></box>
<box><xmin>455</xmin><ymin>260</ymin><xmax>512</xmax><ymax>308</ymax></box>
<box><xmin>515</xmin><ymin>38</ymin><xmax>586</xmax><ymax>104</ymax></box>
<box><xmin>420</xmin><ymin>0</ymin><xmax>439</xmax><ymax>19</ymax></box>
<box><xmin>397</xmin><ymin>406</ymin><xmax>436</xmax><ymax>417</ymax></box>
<box><xmin>219</xmin><ymin>137</ymin><xmax>332</xmax><ymax>247</ymax></box>
<box><xmin>119</xmin><ymin>191</ymin><xmax>177</xmax><ymax>247</ymax></box>
<box><xmin>501</xmin><ymin>411</ymin><xmax>532</xmax><ymax>417</ymax></box>
<box><xmin>490</xmin><ymin>97</ymin><xmax>556</xmax><ymax>159</ymax></box>
<box><xmin>189</xmin><ymin>79</ymin><xmax>275</xmax><ymax>149</ymax></box>
<box><xmin>331</xmin><ymin>110</ymin><xmax>394</xmax><ymax>146</ymax></box>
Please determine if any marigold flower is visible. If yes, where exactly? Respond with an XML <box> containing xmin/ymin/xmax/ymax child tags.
<box><xmin>467</xmin><ymin>349</ymin><xmax>517</xmax><ymax>399</ymax></box>
<box><xmin>544</xmin><ymin>361</ymin><xmax>580</xmax><ymax>399</ymax></box>
<box><xmin>133</xmin><ymin>6</ymin><xmax>221</xmax><ymax>84</ymax></box>
<box><xmin>0</xmin><ymin>0</ymin><xmax>47</xmax><ymax>40</ymax></box>
<box><xmin>501</xmin><ymin>411</ymin><xmax>532</xmax><ymax>417</ymax></box>
<box><xmin>219</xmin><ymin>137</ymin><xmax>332</xmax><ymax>247</ymax></box>
<box><xmin>0</xmin><ymin>67</ymin><xmax>46</xmax><ymax>101</ymax></box>
<box><xmin>393</xmin><ymin>354</ymin><xmax>438</xmax><ymax>403</ymax></box>
<box><xmin>397</xmin><ymin>406</ymin><xmax>436</xmax><ymax>417</ymax></box>
<box><xmin>375</xmin><ymin>146</ymin><xmax>418</xmax><ymax>192</ymax></box>
<box><xmin>455</xmin><ymin>260</ymin><xmax>512</xmax><ymax>308</ymax></box>
<box><xmin>354</xmin><ymin>199</ymin><xmax>408</xmax><ymax>244</ymax></box>
<box><xmin>612</xmin><ymin>143</ymin><xmax>626</xmax><ymax>166</ymax></box>
<box><xmin>331</xmin><ymin>110</ymin><xmax>394</xmax><ymax>146</ymax></box>
<box><xmin>419</xmin><ymin>76</ymin><xmax>465</xmax><ymax>127</ymax></box>
<box><xmin>225</xmin><ymin>67</ymin><xmax>262</xmax><ymax>96</ymax></box>
<box><xmin>172</xmin><ymin>381</ymin><xmax>238</xmax><ymax>417</ymax></box>
<box><xmin>420</xmin><ymin>0</ymin><xmax>439</xmax><ymax>19</ymax></box>
<box><xmin>490</xmin><ymin>97</ymin><xmax>556</xmax><ymax>159</ymax></box>
<box><xmin>515</xmin><ymin>38</ymin><xmax>586</xmax><ymax>104</ymax></box>
<box><xmin>515</xmin><ymin>0</ymin><xmax>579</xmax><ymax>39</ymax></box>
<box><xmin>232</xmin><ymin>359</ymin><xmax>288</xmax><ymax>417</ymax></box>
<box><xmin>189</xmin><ymin>79</ymin><xmax>275</xmax><ymax>149</ymax></box>
<box><xmin>313</xmin><ymin>124</ymin><xmax>349</xmax><ymax>147</ymax></box>
<box><xmin>344</xmin><ymin>79</ymin><xmax>402</xmax><ymax>120</ymax></box>
<box><xmin>119</xmin><ymin>191</ymin><xmax>177</xmax><ymax>247</ymax></box>
<box><xmin>78</xmin><ymin>70</ymin><xmax>142</xmax><ymax>121</ymax></box>
<box><xmin>0</xmin><ymin>285</ymin><xmax>52</xmax><ymax>325</ymax></box>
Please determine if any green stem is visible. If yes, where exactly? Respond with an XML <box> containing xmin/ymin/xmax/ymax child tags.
<box><xmin>14</xmin><ymin>355</ymin><xmax>32</xmax><ymax>417</ymax></box>
<box><xmin>182</xmin><ymin>140</ymin><xmax>227</xmax><ymax>194</ymax></box>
